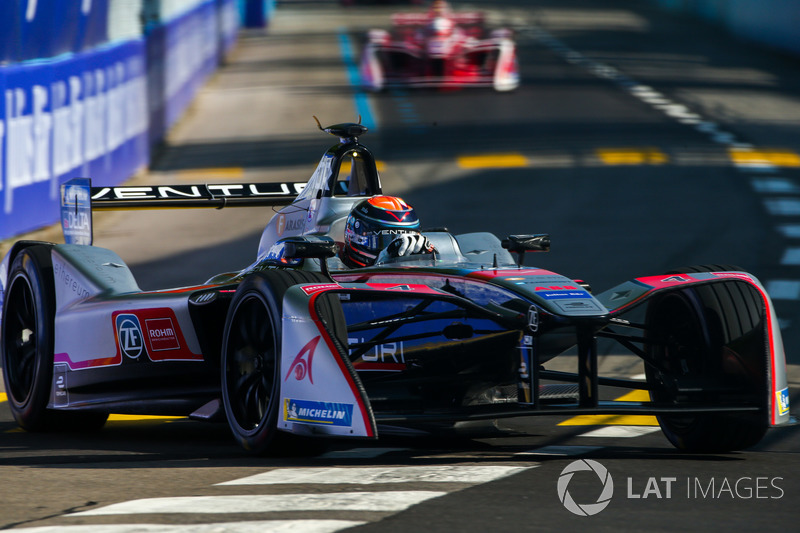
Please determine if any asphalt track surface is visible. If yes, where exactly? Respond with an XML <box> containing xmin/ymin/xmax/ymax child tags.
<box><xmin>2</xmin><ymin>0</ymin><xmax>800</xmax><ymax>531</ymax></box>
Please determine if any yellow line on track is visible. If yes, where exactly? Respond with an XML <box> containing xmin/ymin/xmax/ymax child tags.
<box><xmin>340</xmin><ymin>160</ymin><xmax>386</xmax><ymax>173</ymax></box>
<box><xmin>728</xmin><ymin>148</ymin><xmax>800</xmax><ymax>167</ymax></box>
<box><xmin>457</xmin><ymin>153</ymin><xmax>529</xmax><ymax>169</ymax></box>
<box><xmin>558</xmin><ymin>389</ymin><xmax>659</xmax><ymax>427</ymax></box>
<box><xmin>176</xmin><ymin>167</ymin><xmax>244</xmax><ymax>181</ymax></box>
<box><xmin>595</xmin><ymin>147</ymin><xmax>668</xmax><ymax>165</ymax></box>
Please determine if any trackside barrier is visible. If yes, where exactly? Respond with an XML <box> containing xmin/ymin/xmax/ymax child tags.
<box><xmin>0</xmin><ymin>0</ymin><xmax>241</xmax><ymax>241</ymax></box>
<box><xmin>0</xmin><ymin>0</ymin><xmax>110</xmax><ymax>64</ymax></box>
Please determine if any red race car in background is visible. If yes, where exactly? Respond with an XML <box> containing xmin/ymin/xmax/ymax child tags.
<box><xmin>360</xmin><ymin>0</ymin><xmax>519</xmax><ymax>91</ymax></box>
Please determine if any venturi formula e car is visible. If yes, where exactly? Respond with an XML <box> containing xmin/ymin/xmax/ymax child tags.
<box><xmin>360</xmin><ymin>0</ymin><xmax>519</xmax><ymax>92</ymax></box>
<box><xmin>0</xmin><ymin>120</ymin><xmax>792</xmax><ymax>454</ymax></box>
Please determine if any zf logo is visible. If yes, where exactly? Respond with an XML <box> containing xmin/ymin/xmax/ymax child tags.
<box><xmin>116</xmin><ymin>314</ymin><xmax>145</xmax><ymax>359</ymax></box>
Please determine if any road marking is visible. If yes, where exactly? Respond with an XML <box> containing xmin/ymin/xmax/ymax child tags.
<box><xmin>73</xmin><ymin>491</ymin><xmax>447</xmax><ymax>516</ymax></box>
<box><xmin>751</xmin><ymin>177</ymin><xmax>800</xmax><ymax>193</ymax></box>
<box><xmin>107</xmin><ymin>414</ymin><xmax>184</xmax><ymax>423</ymax></box>
<box><xmin>764</xmin><ymin>198</ymin><xmax>800</xmax><ymax>216</ymax></box>
<box><xmin>457</xmin><ymin>153</ymin><xmax>528</xmax><ymax>168</ymax></box>
<box><xmin>337</xmin><ymin>29</ymin><xmax>376</xmax><ymax>131</ymax></box>
<box><xmin>778</xmin><ymin>224</ymin><xmax>800</xmax><ymax>238</ymax></box>
<box><xmin>0</xmin><ymin>392</ymin><xmax>6</xmax><ymax>403</ymax></box>
<box><xmin>7</xmin><ymin>520</ymin><xmax>366</xmax><ymax>533</ymax></box>
<box><xmin>558</xmin><ymin>390</ymin><xmax>659</xmax><ymax>427</ymax></box>
<box><xmin>595</xmin><ymin>147</ymin><xmax>667</xmax><ymax>165</ymax></box>
<box><xmin>766</xmin><ymin>280</ymin><xmax>800</xmax><ymax>300</ymax></box>
<box><xmin>217</xmin><ymin>465</ymin><xmax>532</xmax><ymax>486</ymax></box>
<box><xmin>730</xmin><ymin>148</ymin><xmax>800</xmax><ymax>168</ymax></box>
<box><xmin>781</xmin><ymin>247</ymin><xmax>800</xmax><ymax>265</ymax></box>
<box><xmin>579</xmin><ymin>426</ymin><xmax>662</xmax><ymax>438</ymax></box>
<box><xmin>339</xmin><ymin>160</ymin><xmax>386</xmax><ymax>173</ymax></box>
<box><xmin>176</xmin><ymin>168</ymin><xmax>244</xmax><ymax>181</ymax></box>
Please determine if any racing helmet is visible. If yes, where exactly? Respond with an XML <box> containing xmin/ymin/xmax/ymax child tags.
<box><xmin>343</xmin><ymin>196</ymin><xmax>420</xmax><ymax>268</ymax></box>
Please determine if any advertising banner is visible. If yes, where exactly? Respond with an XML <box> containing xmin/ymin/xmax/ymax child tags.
<box><xmin>0</xmin><ymin>40</ymin><xmax>150</xmax><ymax>240</ymax></box>
<box><xmin>0</xmin><ymin>0</ymin><xmax>110</xmax><ymax>64</ymax></box>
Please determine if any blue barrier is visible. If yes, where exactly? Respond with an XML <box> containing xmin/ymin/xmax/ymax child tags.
<box><xmin>0</xmin><ymin>40</ymin><xmax>150</xmax><ymax>239</ymax></box>
<box><xmin>0</xmin><ymin>0</ymin><xmax>110</xmax><ymax>64</ymax></box>
<box><xmin>0</xmin><ymin>0</ymin><xmax>241</xmax><ymax>240</ymax></box>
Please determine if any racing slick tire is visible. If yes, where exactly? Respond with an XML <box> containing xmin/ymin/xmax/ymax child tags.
<box><xmin>645</xmin><ymin>265</ymin><xmax>767</xmax><ymax>452</ymax></box>
<box><xmin>221</xmin><ymin>269</ymin><xmax>345</xmax><ymax>455</ymax></box>
<box><xmin>1</xmin><ymin>245</ymin><xmax>108</xmax><ymax>432</ymax></box>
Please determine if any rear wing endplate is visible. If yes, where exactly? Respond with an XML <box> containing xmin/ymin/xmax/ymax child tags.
<box><xmin>59</xmin><ymin>178</ymin><xmax>306</xmax><ymax>245</ymax></box>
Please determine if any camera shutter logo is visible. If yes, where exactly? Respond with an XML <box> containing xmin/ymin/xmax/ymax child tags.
<box><xmin>557</xmin><ymin>459</ymin><xmax>614</xmax><ymax>516</ymax></box>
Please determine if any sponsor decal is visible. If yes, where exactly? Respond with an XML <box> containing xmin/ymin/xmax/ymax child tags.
<box><xmin>300</xmin><ymin>283</ymin><xmax>341</xmax><ymax>295</ymax></box>
<box><xmin>145</xmin><ymin>318</ymin><xmax>180</xmax><ymax>351</ymax></box>
<box><xmin>276</xmin><ymin>214</ymin><xmax>286</xmax><ymax>236</ymax></box>
<box><xmin>537</xmin><ymin>290</ymin><xmax>592</xmax><ymax>300</ymax></box>
<box><xmin>113</xmin><ymin>308</ymin><xmax>202</xmax><ymax>362</ymax></box>
<box><xmin>283</xmin><ymin>398</ymin><xmax>354</xmax><ymax>427</ymax></box>
<box><xmin>52</xmin><ymin>259</ymin><xmax>91</xmax><ymax>300</ymax></box>
<box><xmin>777</xmin><ymin>387</ymin><xmax>790</xmax><ymax>416</ymax></box>
<box><xmin>661</xmin><ymin>275</ymin><xmax>691</xmax><ymax>283</ymax></box>
<box><xmin>53</xmin><ymin>363</ymin><xmax>68</xmax><ymax>407</ymax></box>
<box><xmin>350</xmin><ymin>339</ymin><xmax>406</xmax><ymax>371</ymax></box>
<box><xmin>115</xmin><ymin>314</ymin><xmax>145</xmax><ymax>359</ymax></box>
<box><xmin>527</xmin><ymin>306</ymin><xmax>539</xmax><ymax>332</ymax></box>
<box><xmin>285</xmin><ymin>336</ymin><xmax>321</xmax><ymax>384</ymax></box>
<box><xmin>60</xmin><ymin>178</ymin><xmax>93</xmax><ymax>245</ymax></box>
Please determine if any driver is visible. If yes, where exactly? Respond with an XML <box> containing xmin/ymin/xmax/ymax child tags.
<box><xmin>341</xmin><ymin>196</ymin><xmax>434</xmax><ymax>268</ymax></box>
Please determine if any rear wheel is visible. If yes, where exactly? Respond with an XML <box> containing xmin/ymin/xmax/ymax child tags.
<box><xmin>645</xmin><ymin>265</ymin><xmax>767</xmax><ymax>452</ymax></box>
<box><xmin>1</xmin><ymin>246</ymin><xmax>108</xmax><ymax>431</ymax></box>
<box><xmin>221</xmin><ymin>269</ymin><xmax>343</xmax><ymax>454</ymax></box>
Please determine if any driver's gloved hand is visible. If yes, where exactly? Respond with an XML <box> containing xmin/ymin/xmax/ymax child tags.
<box><xmin>386</xmin><ymin>234</ymin><xmax>435</xmax><ymax>257</ymax></box>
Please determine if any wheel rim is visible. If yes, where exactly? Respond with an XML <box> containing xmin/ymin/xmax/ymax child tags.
<box><xmin>4</xmin><ymin>276</ymin><xmax>38</xmax><ymax>405</ymax></box>
<box><xmin>225</xmin><ymin>294</ymin><xmax>277</xmax><ymax>433</ymax></box>
<box><xmin>649</xmin><ymin>293</ymin><xmax>707</xmax><ymax>431</ymax></box>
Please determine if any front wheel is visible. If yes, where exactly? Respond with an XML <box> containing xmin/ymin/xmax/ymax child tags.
<box><xmin>645</xmin><ymin>266</ymin><xmax>768</xmax><ymax>452</ymax></box>
<box><xmin>221</xmin><ymin>270</ymin><xmax>338</xmax><ymax>454</ymax></box>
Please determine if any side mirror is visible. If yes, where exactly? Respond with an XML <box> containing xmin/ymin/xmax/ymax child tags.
<box><xmin>501</xmin><ymin>234</ymin><xmax>550</xmax><ymax>266</ymax></box>
<box><xmin>281</xmin><ymin>236</ymin><xmax>339</xmax><ymax>260</ymax></box>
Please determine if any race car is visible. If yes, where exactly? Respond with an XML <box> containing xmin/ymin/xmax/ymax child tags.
<box><xmin>0</xmin><ymin>119</ymin><xmax>791</xmax><ymax>455</ymax></box>
<box><xmin>360</xmin><ymin>0</ymin><xmax>519</xmax><ymax>91</ymax></box>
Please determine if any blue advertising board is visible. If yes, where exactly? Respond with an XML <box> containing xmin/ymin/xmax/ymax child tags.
<box><xmin>0</xmin><ymin>39</ymin><xmax>150</xmax><ymax>239</ymax></box>
<box><xmin>0</xmin><ymin>0</ymin><xmax>110</xmax><ymax>64</ymax></box>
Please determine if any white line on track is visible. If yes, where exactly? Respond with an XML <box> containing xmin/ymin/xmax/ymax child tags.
<box><xmin>529</xmin><ymin>24</ymin><xmax>800</xmax><ymax>306</ymax></box>
<box><xmin>578</xmin><ymin>426</ymin><xmax>662</xmax><ymax>438</ymax></box>
<box><xmin>766</xmin><ymin>280</ymin><xmax>800</xmax><ymax>300</ymax></box>
<box><xmin>751</xmin><ymin>177</ymin><xmax>800</xmax><ymax>193</ymax></box>
<box><xmin>72</xmin><ymin>491</ymin><xmax>448</xmax><ymax>516</ymax></box>
<box><xmin>764</xmin><ymin>198</ymin><xmax>800</xmax><ymax>216</ymax></box>
<box><xmin>9</xmin><ymin>521</ymin><xmax>366</xmax><ymax>533</ymax></box>
<box><xmin>778</xmin><ymin>224</ymin><xmax>800</xmax><ymax>238</ymax></box>
<box><xmin>217</xmin><ymin>465</ymin><xmax>533</xmax><ymax>486</ymax></box>
<box><xmin>781</xmin><ymin>247</ymin><xmax>800</xmax><ymax>265</ymax></box>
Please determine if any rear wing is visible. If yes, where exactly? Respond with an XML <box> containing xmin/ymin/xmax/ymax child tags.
<box><xmin>60</xmin><ymin>178</ymin><xmax>306</xmax><ymax>245</ymax></box>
